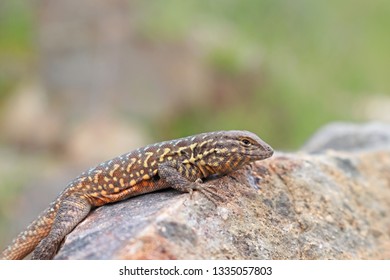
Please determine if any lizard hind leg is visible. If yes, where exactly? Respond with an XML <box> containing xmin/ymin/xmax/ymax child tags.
<box><xmin>31</xmin><ymin>194</ymin><xmax>91</xmax><ymax>260</ymax></box>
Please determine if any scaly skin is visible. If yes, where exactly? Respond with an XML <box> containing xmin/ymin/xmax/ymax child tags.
<box><xmin>0</xmin><ymin>130</ymin><xmax>273</xmax><ymax>259</ymax></box>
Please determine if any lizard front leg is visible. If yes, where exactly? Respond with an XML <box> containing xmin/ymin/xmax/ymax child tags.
<box><xmin>31</xmin><ymin>194</ymin><xmax>91</xmax><ymax>260</ymax></box>
<box><xmin>158</xmin><ymin>162</ymin><xmax>224</xmax><ymax>205</ymax></box>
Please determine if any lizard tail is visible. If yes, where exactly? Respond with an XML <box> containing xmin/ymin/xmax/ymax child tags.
<box><xmin>0</xmin><ymin>199</ymin><xmax>60</xmax><ymax>260</ymax></box>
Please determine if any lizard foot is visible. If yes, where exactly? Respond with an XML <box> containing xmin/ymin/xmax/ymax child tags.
<box><xmin>188</xmin><ymin>179</ymin><xmax>225</xmax><ymax>206</ymax></box>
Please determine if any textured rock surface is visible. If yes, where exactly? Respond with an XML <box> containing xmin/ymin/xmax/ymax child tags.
<box><xmin>55</xmin><ymin>124</ymin><xmax>390</xmax><ymax>259</ymax></box>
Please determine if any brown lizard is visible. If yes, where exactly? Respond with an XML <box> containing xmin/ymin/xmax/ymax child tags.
<box><xmin>0</xmin><ymin>130</ymin><xmax>273</xmax><ymax>260</ymax></box>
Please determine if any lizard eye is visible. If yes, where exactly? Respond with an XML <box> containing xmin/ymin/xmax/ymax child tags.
<box><xmin>240</xmin><ymin>138</ymin><xmax>251</xmax><ymax>147</ymax></box>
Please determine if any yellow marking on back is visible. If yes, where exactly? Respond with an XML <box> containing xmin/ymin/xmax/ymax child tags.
<box><xmin>126</xmin><ymin>158</ymin><xmax>137</xmax><ymax>172</ymax></box>
<box><xmin>119</xmin><ymin>178</ymin><xmax>125</xmax><ymax>186</ymax></box>
<box><xmin>109</xmin><ymin>164</ymin><xmax>120</xmax><ymax>177</ymax></box>
<box><xmin>143</xmin><ymin>152</ymin><xmax>154</xmax><ymax>168</ymax></box>
<box><xmin>159</xmin><ymin>148</ymin><xmax>171</xmax><ymax>162</ymax></box>
<box><xmin>175</xmin><ymin>146</ymin><xmax>187</xmax><ymax>156</ymax></box>
<box><xmin>189</xmin><ymin>143</ymin><xmax>198</xmax><ymax>151</ymax></box>
<box><xmin>216</xmin><ymin>147</ymin><xmax>228</xmax><ymax>154</ymax></box>
<box><xmin>142</xmin><ymin>174</ymin><xmax>150</xmax><ymax>180</ymax></box>
<box><xmin>130</xmin><ymin>179</ymin><xmax>136</xmax><ymax>186</ymax></box>
<box><xmin>93</xmin><ymin>170</ymin><xmax>103</xmax><ymax>184</ymax></box>
<box><xmin>202</xmin><ymin>148</ymin><xmax>215</xmax><ymax>156</ymax></box>
<box><xmin>199</xmin><ymin>139</ymin><xmax>213</xmax><ymax>147</ymax></box>
<box><xmin>183</xmin><ymin>149</ymin><xmax>207</xmax><ymax>165</ymax></box>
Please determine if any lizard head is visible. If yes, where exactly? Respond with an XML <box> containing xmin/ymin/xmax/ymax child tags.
<box><xmin>223</xmin><ymin>130</ymin><xmax>274</xmax><ymax>161</ymax></box>
<box><xmin>197</xmin><ymin>130</ymin><xmax>274</xmax><ymax>176</ymax></box>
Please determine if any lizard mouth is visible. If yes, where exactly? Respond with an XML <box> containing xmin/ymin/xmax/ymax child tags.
<box><xmin>264</xmin><ymin>148</ymin><xmax>274</xmax><ymax>158</ymax></box>
<box><xmin>243</xmin><ymin>149</ymin><xmax>273</xmax><ymax>160</ymax></box>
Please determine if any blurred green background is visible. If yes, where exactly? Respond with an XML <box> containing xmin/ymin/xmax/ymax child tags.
<box><xmin>1</xmin><ymin>0</ymin><xmax>389</xmax><ymax>248</ymax></box>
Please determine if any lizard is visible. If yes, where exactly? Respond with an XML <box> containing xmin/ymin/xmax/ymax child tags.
<box><xmin>0</xmin><ymin>130</ymin><xmax>273</xmax><ymax>260</ymax></box>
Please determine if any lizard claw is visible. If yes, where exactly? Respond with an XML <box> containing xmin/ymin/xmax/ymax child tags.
<box><xmin>191</xmin><ymin>182</ymin><xmax>225</xmax><ymax>206</ymax></box>
<box><xmin>188</xmin><ymin>188</ymin><xmax>194</xmax><ymax>200</ymax></box>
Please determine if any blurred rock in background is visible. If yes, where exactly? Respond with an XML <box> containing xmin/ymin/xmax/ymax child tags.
<box><xmin>37</xmin><ymin>0</ymin><xmax>211</xmax><ymax>128</ymax></box>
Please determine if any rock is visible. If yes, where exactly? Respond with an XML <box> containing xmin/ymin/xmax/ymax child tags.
<box><xmin>301</xmin><ymin>122</ymin><xmax>390</xmax><ymax>153</ymax></box>
<box><xmin>55</xmin><ymin>148</ymin><xmax>390</xmax><ymax>259</ymax></box>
